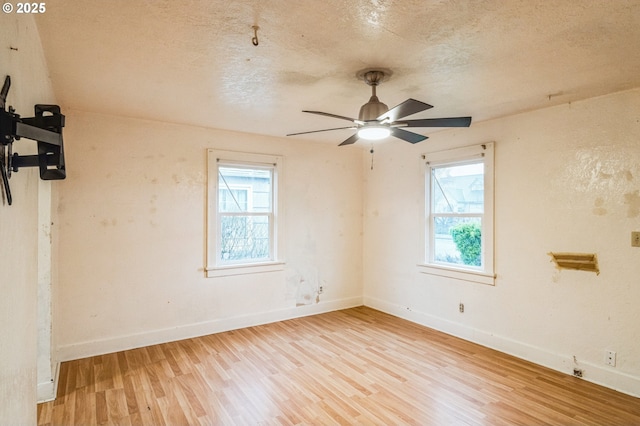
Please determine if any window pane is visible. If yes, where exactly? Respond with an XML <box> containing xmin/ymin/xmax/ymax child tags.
<box><xmin>432</xmin><ymin>162</ymin><xmax>484</xmax><ymax>214</ymax></box>
<box><xmin>218</xmin><ymin>166</ymin><xmax>272</xmax><ymax>213</ymax></box>
<box><xmin>433</xmin><ymin>216</ymin><xmax>482</xmax><ymax>267</ymax></box>
<box><xmin>220</xmin><ymin>215</ymin><xmax>270</xmax><ymax>262</ymax></box>
<box><xmin>220</xmin><ymin>188</ymin><xmax>248</xmax><ymax>212</ymax></box>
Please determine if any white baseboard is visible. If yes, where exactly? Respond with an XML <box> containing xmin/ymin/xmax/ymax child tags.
<box><xmin>37</xmin><ymin>362</ymin><xmax>59</xmax><ymax>403</ymax></box>
<box><xmin>56</xmin><ymin>296</ymin><xmax>363</xmax><ymax>362</ymax></box>
<box><xmin>53</xmin><ymin>295</ymin><xmax>640</xmax><ymax>399</ymax></box>
<box><xmin>363</xmin><ymin>296</ymin><xmax>640</xmax><ymax>398</ymax></box>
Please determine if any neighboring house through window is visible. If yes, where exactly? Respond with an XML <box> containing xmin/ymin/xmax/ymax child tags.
<box><xmin>420</xmin><ymin>143</ymin><xmax>495</xmax><ymax>285</ymax></box>
<box><xmin>207</xmin><ymin>150</ymin><xmax>284</xmax><ymax>277</ymax></box>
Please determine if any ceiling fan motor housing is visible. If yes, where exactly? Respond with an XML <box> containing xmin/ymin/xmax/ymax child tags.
<box><xmin>359</xmin><ymin>70</ymin><xmax>389</xmax><ymax>121</ymax></box>
<box><xmin>359</xmin><ymin>96</ymin><xmax>388</xmax><ymax>121</ymax></box>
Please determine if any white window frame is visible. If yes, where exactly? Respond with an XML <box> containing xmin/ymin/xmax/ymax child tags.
<box><xmin>206</xmin><ymin>149</ymin><xmax>285</xmax><ymax>278</ymax></box>
<box><xmin>418</xmin><ymin>142</ymin><xmax>495</xmax><ymax>285</ymax></box>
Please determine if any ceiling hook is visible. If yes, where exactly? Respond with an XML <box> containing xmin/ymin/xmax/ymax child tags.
<box><xmin>252</xmin><ymin>26</ymin><xmax>259</xmax><ymax>46</ymax></box>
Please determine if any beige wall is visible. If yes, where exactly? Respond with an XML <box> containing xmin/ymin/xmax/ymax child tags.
<box><xmin>363</xmin><ymin>88</ymin><xmax>640</xmax><ymax>396</ymax></box>
<box><xmin>0</xmin><ymin>15</ymin><xmax>56</xmax><ymax>424</ymax></box>
<box><xmin>54</xmin><ymin>110</ymin><xmax>363</xmax><ymax>360</ymax></box>
<box><xmin>55</xmin><ymin>89</ymin><xmax>640</xmax><ymax>398</ymax></box>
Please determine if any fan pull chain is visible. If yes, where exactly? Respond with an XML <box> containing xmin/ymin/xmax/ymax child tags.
<box><xmin>370</xmin><ymin>146</ymin><xmax>374</xmax><ymax>170</ymax></box>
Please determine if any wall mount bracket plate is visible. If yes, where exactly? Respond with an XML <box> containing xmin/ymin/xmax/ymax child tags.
<box><xmin>0</xmin><ymin>75</ymin><xmax>66</xmax><ymax>205</ymax></box>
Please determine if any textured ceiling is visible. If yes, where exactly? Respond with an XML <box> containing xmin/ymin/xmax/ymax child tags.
<box><xmin>33</xmin><ymin>0</ymin><xmax>640</xmax><ymax>145</ymax></box>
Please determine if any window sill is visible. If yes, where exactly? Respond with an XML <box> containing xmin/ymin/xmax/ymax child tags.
<box><xmin>206</xmin><ymin>261</ymin><xmax>285</xmax><ymax>278</ymax></box>
<box><xmin>417</xmin><ymin>263</ymin><xmax>495</xmax><ymax>285</ymax></box>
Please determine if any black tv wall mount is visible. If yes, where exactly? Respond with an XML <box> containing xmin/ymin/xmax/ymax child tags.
<box><xmin>0</xmin><ymin>75</ymin><xmax>66</xmax><ymax>205</ymax></box>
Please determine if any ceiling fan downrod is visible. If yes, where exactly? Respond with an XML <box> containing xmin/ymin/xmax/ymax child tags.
<box><xmin>359</xmin><ymin>70</ymin><xmax>389</xmax><ymax>121</ymax></box>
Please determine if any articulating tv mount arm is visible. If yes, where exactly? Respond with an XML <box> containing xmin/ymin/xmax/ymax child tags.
<box><xmin>0</xmin><ymin>75</ymin><xmax>66</xmax><ymax>205</ymax></box>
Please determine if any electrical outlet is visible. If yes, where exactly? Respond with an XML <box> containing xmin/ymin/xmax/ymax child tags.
<box><xmin>459</xmin><ymin>303</ymin><xmax>464</xmax><ymax>313</ymax></box>
<box><xmin>573</xmin><ymin>368</ymin><xmax>583</xmax><ymax>378</ymax></box>
<box><xmin>318</xmin><ymin>286</ymin><xmax>323</xmax><ymax>294</ymax></box>
<box><xmin>632</xmin><ymin>231</ymin><xmax>640</xmax><ymax>247</ymax></box>
<box><xmin>605</xmin><ymin>350</ymin><xmax>617</xmax><ymax>367</ymax></box>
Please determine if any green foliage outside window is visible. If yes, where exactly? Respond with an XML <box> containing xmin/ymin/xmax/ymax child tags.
<box><xmin>450</xmin><ymin>222</ymin><xmax>482</xmax><ymax>266</ymax></box>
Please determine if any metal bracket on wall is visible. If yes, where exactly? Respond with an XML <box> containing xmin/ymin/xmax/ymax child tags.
<box><xmin>0</xmin><ymin>75</ymin><xmax>66</xmax><ymax>205</ymax></box>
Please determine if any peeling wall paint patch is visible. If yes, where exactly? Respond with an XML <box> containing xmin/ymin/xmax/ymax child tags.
<box><xmin>286</xmin><ymin>266</ymin><xmax>322</xmax><ymax>306</ymax></box>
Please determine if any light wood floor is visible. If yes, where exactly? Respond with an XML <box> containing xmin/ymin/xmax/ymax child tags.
<box><xmin>38</xmin><ymin>307</ymin><xmax>640</xmax><ymax>425</ymax></box>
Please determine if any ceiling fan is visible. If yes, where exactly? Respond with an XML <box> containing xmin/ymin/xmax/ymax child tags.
<box><xmin>287</xmin><ymin>69</ymin><xmax>472</xmax><ymax>146</ymax></box>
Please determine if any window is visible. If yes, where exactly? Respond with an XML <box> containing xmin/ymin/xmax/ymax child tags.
<box><xmin>420</xmin><ymin>143</ymin><xmax>495</xmax><ymax>285</ymax></box>
<box><xmin>207</xmin><ymin>150</ymin><xmax>284</xmax><ymax>277</ymax></box>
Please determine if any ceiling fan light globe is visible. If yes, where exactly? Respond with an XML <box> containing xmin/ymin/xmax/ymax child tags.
<box><xmin>358</xmin><ymin>126</ymin><xmax>391</xmax><ymax>140</ymax></box>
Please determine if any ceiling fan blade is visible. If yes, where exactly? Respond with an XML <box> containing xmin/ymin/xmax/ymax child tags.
<box><xmin>287</xmin><ymin>126</ymin><xmax>356</xmax><ymax>136</ymax></box>
<box><xmin>378</xmin><ymin>99</ymin><xmax>433</xmax><ymax>122</ymax></box>
<box><xmin>338</xmin><ymin>133</ymin><xmax>359</xmax><ymax>146</ymax></box>
<box><xmin>303</xmin><ymin>110</ymin><xmax>361</xmax><ymax>123</ymax></box>
<box><xmin>390</xmin><ymin>128</ymin><xmax>428</xmax><ymax>144</ymax></box>
<box><xmin>398</xmin><ymin>117</ymin><xmax>472</xmax><ymax>128</ymax></box>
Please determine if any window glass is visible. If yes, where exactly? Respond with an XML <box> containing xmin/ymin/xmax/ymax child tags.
<box><xmin>220</xmin><ymin>215</ymin><xmax>270</xmax><ymax>262</ymax></box>
<box><xmin>217</xmin><ymin>165</ymin><xmax>273</xmax><ymax>264</ymax></box>
<box><xmin>219</xmin><ymin>188</ymin><xmax>249</xmax><ymax>212</ymax></box>
<box><xmin>431</xmin><ymin>161</ymin><xmax>484</xmax><ymax>268</ymax></box>
<box><xmin>218</xmin><ymin>167</ymin><xmax>271</xmax><ymax>212</ymax></box>
<box><xmin>433</xmin><ymin>216</ymin><xmax>482</xmax><ymax>266</ymax></box>
<box><xmin>432</xmin><ymin>163</ymin><xmax>484</xmax><ymax>214</ymax></box>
